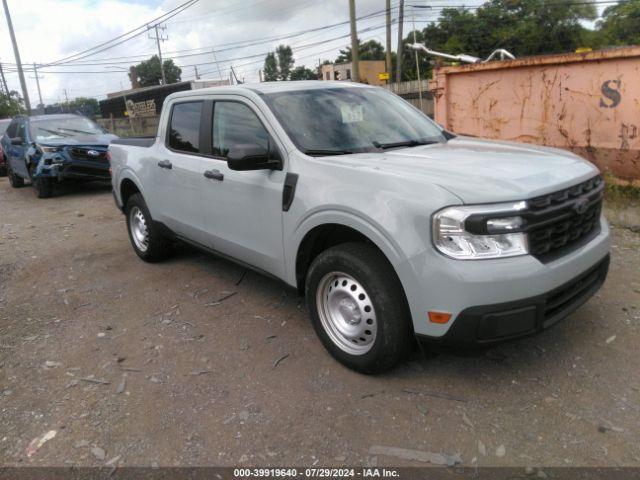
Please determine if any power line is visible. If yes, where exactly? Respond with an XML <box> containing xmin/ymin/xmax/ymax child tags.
<box><xmin>42</xmin><ymin>0</ymin><xmax>199</xmax><ymax>67</ymax></box>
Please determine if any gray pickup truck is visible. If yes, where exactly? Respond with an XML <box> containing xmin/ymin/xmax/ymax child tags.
<box><xmin>109</xmin><ymin>81</ymin><xmax>610</xmax><ymax>373</ymax></box>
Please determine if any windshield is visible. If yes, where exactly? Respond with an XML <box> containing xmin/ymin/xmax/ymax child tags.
<box><xmin>30</xmin><ymin>116</ymin><xmax>106</xmax><ymax>142</ymax></box>
<box><xmin>263</xmin><ymin>87</ymin><xmax>446</xmax><ymax>155</ymax></box>
<box><xmin>0</xmin><ymin>120</ymin><xmax>11</xmax><ymax>136</ymax></box>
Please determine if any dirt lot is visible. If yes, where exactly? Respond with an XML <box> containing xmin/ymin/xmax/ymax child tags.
<box><xmin>1</xmin><ymin>178</ymin><xmax>639</xmax><ymax>469</ymax></box>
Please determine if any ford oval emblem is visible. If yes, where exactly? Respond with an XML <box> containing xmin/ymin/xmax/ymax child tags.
<box><xmin>573</xmin><ymin>197</ymin><xmax>589</xmax><ymax>215</ymax></box>
<box><xmin>87</xmin><ymin>150</ymin><xmax>100</xmax><ymax>157</ymax></box>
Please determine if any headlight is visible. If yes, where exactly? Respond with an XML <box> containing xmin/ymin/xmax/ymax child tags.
<box><xmin>433</xmin><ymin>201</ymin><xmax>528</xmax><ymax>260</ymax></box>
<box><xmin>39</xmin><ymin>146</ymin><xmax>63</xmax><ymax>153</ymax></box>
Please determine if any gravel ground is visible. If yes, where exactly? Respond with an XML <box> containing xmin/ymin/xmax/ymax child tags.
<box><xmin>0</xmin><ymin>178</ymin><xmax>639</xmax><ymax>468</ymax></box>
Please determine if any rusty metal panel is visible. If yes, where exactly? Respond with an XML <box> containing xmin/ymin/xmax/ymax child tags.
<box><xmin>430</xmin><ymin>46</ymin><xmax>640</xmax><ymax>181</ymax></box>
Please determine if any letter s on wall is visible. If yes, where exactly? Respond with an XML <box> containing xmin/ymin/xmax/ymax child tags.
<box><xmin>599</xmin><ymin>79</ymin><xmax>621</xmax><ymax>108</ymax></box>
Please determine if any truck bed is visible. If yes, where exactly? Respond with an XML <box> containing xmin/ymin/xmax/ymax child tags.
<box><xmin>111</xmin><ymin>137</ymin><xmax>156</xmax><ymax>148</ymax></box>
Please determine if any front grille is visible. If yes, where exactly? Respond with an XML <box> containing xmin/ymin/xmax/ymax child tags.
<box><xmin>525</xmin><ymin>175</ymin><xmax>604</xmax><ymax>261</ymax></box>
<box><xmin>69</xmin><ymin>147</ymin><xmax>108</xmax><ymax>162</ymax></box>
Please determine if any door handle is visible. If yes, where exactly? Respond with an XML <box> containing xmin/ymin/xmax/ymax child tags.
<box><xmin>203</xmin><ymin>169</ymin><xmax>224</xmax><ymax>181</ymax></box>
<box><xmin>157</xmin><ymin>159</ymin><xmax>172</xmax><ymax>169</ymax></box>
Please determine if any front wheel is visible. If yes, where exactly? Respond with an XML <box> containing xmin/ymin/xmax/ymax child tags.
<box><xmin>7</xmin><ymin>163</ymin><xmax>24</xmax><ymax>188</ymax></box>
<box><xmin>125</xmin><ymin>193</ymin><xmax>171</xmax><ymax>262</ymax></box>
<box><xmin>305</xmin><ymin>242</ymin><xmax>414</xmax><ymax>374</ymax></box>
<box><xmin>33</xmin><ymin>176</ymin><xmax>53</xmax><ymax>198</ymax></box>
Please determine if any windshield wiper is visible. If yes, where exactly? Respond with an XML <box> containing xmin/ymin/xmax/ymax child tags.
<box><xmin>57</xmin><ymin>127</ymin><xmax>97</xmax><ymax>135</ymax></box>
<box><xmin>303</xmin><ymin>149</ymin><xmax>355</xmax><ymax>156</ymax></box>
<box><xmin>37</xmin><ymin>128</ymin><xmax>73</xmax><ymax>137</ymax></box>
<box><xmin>372</xmin><ymin>139</ymin><xmax>439</xmax><ymax>150</ymax></box>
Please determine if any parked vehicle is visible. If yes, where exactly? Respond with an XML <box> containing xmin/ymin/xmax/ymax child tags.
<box><xmin>2</xmin><ymin>114</ymin><xmax>117</xmax><ymax>198</ymax></box>
<box><xmin>0</xmin><ymin>118</ymin><xmax>12</xmax><ymax>176</ymax></box>
<box><xmin>109</xmin><ymin>81</ymin><xmax>610</xmax><ymax>373</ymax></box>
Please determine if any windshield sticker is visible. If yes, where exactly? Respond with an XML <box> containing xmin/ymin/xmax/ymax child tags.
<box><xmin>340</xmin><ymin>104</ymin><xmax>364</xmax><ymax>124</ymax></box>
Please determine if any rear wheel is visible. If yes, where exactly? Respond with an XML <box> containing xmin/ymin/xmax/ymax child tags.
<box><xmin>305</xmin><ymin>242</ymin><xmax>414</xmax><ymax>374</ymax></box>
<box><xmin>7</xmin><ymin>163</ymin><xmax>24</xmax><ymax>188</ymax></box>
<box><xmin>125</xmin><ymin>193</ymin><xmax>171</xmax><ymax>262</ymax></box>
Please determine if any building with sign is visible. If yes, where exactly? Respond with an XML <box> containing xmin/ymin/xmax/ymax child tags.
<box><xmin>320</xmin><ymin>60</ymin><xmax>387</xmax><ymax>86</ymax></box>
<box><xmin>99</xmin><ymin>79</ymin><xmax>229</xmax><ymax>119</ymax></box>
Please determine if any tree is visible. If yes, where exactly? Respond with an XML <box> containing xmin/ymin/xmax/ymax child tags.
<box><xmin>262</xmin><ymin>44</ymin><xmax>296</xmax><ymax>81</ymax></box>
<box><xmin>68</xmin><ymin>97</ymin><xmax>99</xmax><ymax>116</ymax></box>
<box><xmin>398</xmin><ymin>0</ymin><xmax>599</xmax><ymax>81</ymax></box>
<box><xmin>335</xmin><ymin>39</ymin><xmax>385</xmax><ymax>63</ymax></box>
<box><xmin>263</xmin><ymin>52</ymin><xmax>278</xmax><ymax>81</ymax></box>
<box><xmin>0</xmin><ymin>90</ymin><xmax>25</xmax><ymax>118</ymax></box>
<box><xmin>133</xmin><ymin>55</ymin><xmax>181</xmax><ymax>87</ymax></box>
<box><xmin>597</xmin><ymin>0</ymin><xmax>640</xmax><ymax>46</ymax></box>
<box><xmin>289</xmin><ymin>66</ymin><xmax>317</xmax><ymax>81</ymax></box>
<box><xmin>276</xmin><ymin>45</ymin><xmax>294</xmax><ymax>80</ymax></box>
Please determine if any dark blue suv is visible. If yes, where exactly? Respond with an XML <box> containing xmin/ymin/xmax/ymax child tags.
<box><xmin>2</xmin><ymin>114</ymin><xmax>117</xmax><ymax>198</ymax></box>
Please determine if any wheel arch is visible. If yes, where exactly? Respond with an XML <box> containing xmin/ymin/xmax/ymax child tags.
<box><xmin>119</xmin><ymin>176</ymin><xmax>143</xmax><ymax>209</ymax></box>
<box><xmin>292</xmin><ymin>214</ymin><xmax>406</xmax><ymax>296</ymax></box>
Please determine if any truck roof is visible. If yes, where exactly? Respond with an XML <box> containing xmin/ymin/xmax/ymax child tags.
<box><xmin>168</xmin><ymin>80</ymin><xmax>373</xmax><ymax>100</ymax></box>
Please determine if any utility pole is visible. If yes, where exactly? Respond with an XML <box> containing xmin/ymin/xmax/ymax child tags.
<box><xmin>385</xmin><ymin>0</ymin><xmax>392</xmax><ymax>83</ymax></box>
<box><xmin>63</xmin><ymin>88</ymin><xmax>69</xmax><ymax>113</ymax></box>
<box><xmin>148</xmin><ymin>24</ymin><xmax>168</xmax><ymax>85</ymax></box>
<box><xmin>2</xmin><ymin>0</ymin><xmax>31</xmax><ymax>112</ymax></box>
<box><xmin>0</xmin><ymin>60</ymin><xmax>8</xmax><ymax>95</ymax></box>
<box><xmin>230</xmin><ymin>65</ymin><xmax>240</xmax><ymax>85</ymax></box>
<box><xmin>194</xmin><ymin>65</ymin><xmax>200</xmax><ymax>80</ymax></box>
<box><xmin>211</xmin><ymin>48</ymin><xmax>223</xmax><ymax>80</ymax></box>
<box><xmin>348</xmin><ymin>0</ymin><xmax>359</xmax><ymax>82</ymax></box>
<box><xmin>33</xmin><ymin>63</ymin><xmax>43</xmax><ymax>110</ymax></box>
<box><xmin>412</xmin><ymin>10</ymin><xmax>423</xmax><ymax>111</ymax></box>
<box><xmin>395</xmin><ymin>0</ymin><xmax>405</xmax><ymax>84</ymax></box>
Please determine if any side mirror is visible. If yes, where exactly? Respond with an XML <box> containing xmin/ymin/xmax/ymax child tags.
<box><xmin>226</xmin><ymin>143</ymin><xmax>281</xmax><ymax>171</ymax></box>
<box><xmin>11</xmin><ymin>137</ymin><xmax>23</xmax><ymax>145</ymax></box>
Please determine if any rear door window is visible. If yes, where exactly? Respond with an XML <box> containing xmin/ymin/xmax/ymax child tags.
<box><xmin>167</xmin><ymin>101</ymin><xmax>203</xmax><ymax>154</ymax></box>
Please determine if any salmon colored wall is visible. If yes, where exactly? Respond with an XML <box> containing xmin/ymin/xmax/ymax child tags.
<box><xmin>430</xmin><ymin>47</ymin><xmax>640</xmax><ymax>181</ymax></box>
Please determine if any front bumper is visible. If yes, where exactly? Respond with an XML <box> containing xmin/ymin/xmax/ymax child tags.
<box><xmin>398</xmin><ymin>216</ymin><xmax>611</xmax><ymax>340</ymax></box>
<box><xmin>417</xmin><ymin>254</ymin><xmax>609</xmax><ymax>347</ymax></box>
<box><xmin>41</xmin><ymin>161</ymin><xmax>110</xmax><ymax>182</ymax></box>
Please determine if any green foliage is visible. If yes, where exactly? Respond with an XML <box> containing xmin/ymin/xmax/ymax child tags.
<box><xmin>0</xmin><ymin>90</ymin><xmax>25</xmax><ymax>118</ymax></box>
<box><xmin>289</xmin><ymin>66</ymin><xmax>318</xmax><ymax>81</ymax></box>
<box><xmin>335</xmin><ymin>39</ymin><xmax>385</xmax><ymax>63</ymax></box>
<box><xmin>262</xmin><ymin>44</ymin><xmax>299</xmax><ymax>81</ymax></box>
<box><xmin>597</xmin><ymin>0</ymin><xmax>640</xmax><ymax>46</ymax></box>
<box><xmin>403</xmin><ymin>0</ymin><xmax>599</xmax><ymax>81</ymax></box>
<box><xmin>68</xmin><ymin>97</ymin><xmax>99</xmax><ymax>116</ymax></box>
<box><xmin>263</xmin><ymin>52</ymin><xmax>278</xmax><ymax>81</ymax></box>
<box><xmin>134</xmin><ymin>55</ymin><xmax>182</xmax><ymax>87</ymax></box>
<box><xmin>276</xmin><ymin>45</ymin><xmax>294</xmax><ymax>81</ymax></box>
<box><xmin>369</xmin><ymin>0</ymin><xmax>640</xmax><ymax>82</ymax></box>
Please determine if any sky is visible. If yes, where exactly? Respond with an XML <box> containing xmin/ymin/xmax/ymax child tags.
<box><xmin>0</xmin><ymin>0</ymin><xmax>488</xmax><ymax>106</ymax></box>
<box><xmin>0</xmin><ymin>0</ymin><xmax>605</xmax><ymax>107</ymax></box>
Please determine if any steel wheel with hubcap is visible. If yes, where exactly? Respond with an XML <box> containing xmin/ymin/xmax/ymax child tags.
<box><xmin>124</xmin><ymin>193</ymin><xmax>171</xmax><ymax>262</ymax></box>
<box><xmin>317</xmin><ymin>272</ymin><xmax>377</xmax><ymax>355</ymax></box>
<box><xmin>129</xmin><ymin>206</ymin><xmax>149</xmax><ymax>253</ymax></box>
<box><xmin>306</xmin><ymin>242</ymin><xmax>414</xmax><ymax>374</ymax></box>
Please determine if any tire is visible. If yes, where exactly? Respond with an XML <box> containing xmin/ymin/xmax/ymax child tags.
<box><xmin>7</xmin><ymin>163</ymin><xmax>24</xmax><ymax>188</ymax></box>
<box><xmin>125</xmin><ymin>193</ymin><xmax>171</xmax><ymax>262</ymax></box>
<box><xmin>33</xmin><ymin>176</ymin><xmax>53</xmax><ymax>198</ymax></box>
<box><xmin>305</xmin><ymin>242</ymin><xmax>414</xmax><ymax>374</ymax></box>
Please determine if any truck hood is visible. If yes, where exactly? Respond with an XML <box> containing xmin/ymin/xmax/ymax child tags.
<box><xmin>39</xmin><ymin>133</ymin><xmax>118</xmax><ymax>147</ymax></box>
<box><xmin>325</xmin><ymin>137</ymin><xmax>599</xmax><ymax>204</ymax></box>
